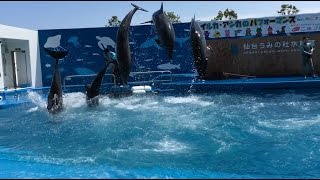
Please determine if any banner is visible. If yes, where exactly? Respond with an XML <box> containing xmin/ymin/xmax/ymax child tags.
<box><xmin>198</xmin><ymin>13</ymin><xmax>320</xmax><ymax>39</ymax></box>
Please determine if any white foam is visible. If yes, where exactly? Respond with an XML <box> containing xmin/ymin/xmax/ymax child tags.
<box><xmin>164</xmin><ymin>96</ymin><xmax>212</xmax><ymax>107</ymax></box>
<box><xmin>101</xmin><ymin>96</ymin><xmax>159</xmax><ymax>111</ymax></box>
<box><xmin>215</xmin><ymin>139</ymin><xmax>237</xmax><ymax>154</ymax></box>
<box><xmin>248</xmin><ymin>102</ymin><xmax>265</xmax><ymax>112</ymax></box>
<box><xmin>63</xmin><ymin>92</ymin><xmax>87</xmax><ymax>109</ymax></box>
<box><xmin>26</xmin><ymin>107</ymin><xmax>39</xmax><ymax>113</ymax></box>
<box><xmin>143</xmin><ymin>138</ymin><xmax>189</xmax><ymax>154</ymax></box>
<box><xmin>258</xmin><ymin>116</ymin><xmax>320</xmax><ymax>130</ymax></box>
<box><xmin>113</xmin><ymin>100</ymin><xmax>159</xmax><ymax>110</ymax></box>
<box><xmin>27</xmin><ymin>91</ymin><xmax>47</xmax><ymax>109</ymax></box>
<box><xmin>248</xmin><ymin>125</ymin><xmax>272</xmax><ymax>137</ymax></box>
<box><xmin>20</xmin><ymin>154</ymin><xmax>96</xmax><ymax>165</ymax></box>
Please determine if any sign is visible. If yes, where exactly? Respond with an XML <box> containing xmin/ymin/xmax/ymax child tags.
<box><xmin>198</xmin><ymin>13</ymin><xmax>320</xmax><ymax>39</ymax></box>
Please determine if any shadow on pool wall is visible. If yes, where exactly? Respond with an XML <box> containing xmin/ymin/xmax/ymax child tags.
<box><xmin>38</xmin><ymin>23</ymin><xmax>194</xmax><ymax>87</ymax></box>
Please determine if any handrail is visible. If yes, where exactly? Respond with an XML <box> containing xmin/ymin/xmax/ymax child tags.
<box><xmin>62</xmin><ymin>70</ymin><xmax>173</xmax><ymax>91</ymax></box>
<box><xmin>129</xmin><ymin>70</ymin><xmax>173</xmax><ymax>86</ymax></box>
<box><xmin>63</xmin><ymin>73</ymin><xmax>116</xmax><ymax>91</ymax></box>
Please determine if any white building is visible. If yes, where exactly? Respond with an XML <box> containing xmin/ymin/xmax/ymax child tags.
<box><xmin>0</xmin><ymin>24</ymin><xmax>42</xmax><ymax>90</ymax></box>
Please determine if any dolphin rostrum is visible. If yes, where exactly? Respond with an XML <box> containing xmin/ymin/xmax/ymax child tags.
<box><xmin>142</xmin><ymin>2</ymin><xmax>175</xmax><ymax>61</ymax></box>
<box><xmin>44</xmin><ymin>47</ymin><xmax>68</xmax><ymax>114</ymax></box>
<box><xmin>116</xmin><ymin>3</ymin><xmax>148</xmax><ymax>84</ymax></box>
<box><xmin>190</xmin><ymin>15</ymin><xmax>208</xmax><ymax>79</ymax></box>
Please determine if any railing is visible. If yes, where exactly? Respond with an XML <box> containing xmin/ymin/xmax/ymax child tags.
<box><xmin>128</xmin><ymin>70</ymin><xmax>173</xmax><ymax>86</ymax></box>
<box><xmin>63</xmin><ymin>73</ymin><xmax>116</xmax><ymax>91</ymax></box>
<box><xmin>62</xmin><ymin>70</ymin><xmax>173</xmax><ymax>91</ymax></box>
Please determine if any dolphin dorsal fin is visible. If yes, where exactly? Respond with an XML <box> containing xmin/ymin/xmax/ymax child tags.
<box><xmin>160</xmin><ymin>2</ymin><xmax>163</xmax><ymax>12</ymax></box>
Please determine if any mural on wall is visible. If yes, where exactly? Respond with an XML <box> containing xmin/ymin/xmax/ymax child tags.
<box><xmin>38</xmin><ymin>23</ymin><xmax>193</xmax><ymax>87</ymax></box>
<box><xmin>199</xmin><ymin>13</ymin><xmax>320</xmax><ymax>39</ymax></box>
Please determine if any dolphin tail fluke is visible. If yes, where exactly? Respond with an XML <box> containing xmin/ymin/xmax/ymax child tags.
<box><xmin>44</xmin><ymin>47</ymin><xmax>68</xmax><ymax>60</ymax></box>
<box><xmin>140</xmin><ymin>20</ymin><xmax>153</xmax><ymax>24</ymax></box>
<box><xmin>131</xmin><ymin>3</ymin><xmax>148</xmax><ymax>12</ymax></box>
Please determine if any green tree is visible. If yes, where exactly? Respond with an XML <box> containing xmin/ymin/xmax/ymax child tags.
<box><xmin>107</xmin><ymin>16</ymin><xmax>121</xmax><ymax>27</ymax></box>
<box><xmin>213</xmin><ymin>8</ymin><xmax>238</xmax><ymax>20</ymax></box>
<box><xmin>165</xmin><ymin>12</ymin><xmax>181</xmax><ymax>23</ymax></box>
<box><xmin>277</xmin><ymin>4</ymin><xmax>299</xmax><ymax>15</ymax></box>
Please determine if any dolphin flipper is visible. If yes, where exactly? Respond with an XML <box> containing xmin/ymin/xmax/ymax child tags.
<box><xmin>141</xmin><ymin>20</ymin><xmax>153</xmax><ymax>24</ymax></box>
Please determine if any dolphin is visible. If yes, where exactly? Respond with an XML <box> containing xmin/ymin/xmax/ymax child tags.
<box><xmin>44</xmin><ymin>47</ymin><xmax>68</xmax><ymax>114</ymax></box>
<box><xmin>141</xmin><ymin>2</ymin><xmax>175</xmax><ymax>61</ymax></box>
<box><xmin>85</xmin><ymin>64</ymin><xmax>108</xmax><ymax>107</ymax></box>
<box><xmin>85</xmin><ymin>44</ymin><xmax>113</xmax><ymax>107</ymax></box>
<box><xmin>116</xmin><ymin>3</ymin><xmax>148</xmax><ymax>84</ymax></box>
<box><xmin>190</xmin><ymin>15</ymin><xmax>208</xmax><ymax>79</ymax></box>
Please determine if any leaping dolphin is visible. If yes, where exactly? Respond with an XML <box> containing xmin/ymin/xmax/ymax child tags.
<box><xmin>116</xmin><ymin>3</ymin><xmax>148</xmax><ymax>84</ymax></box>
<box><xmin>190</xmin><ymin>15</ymin><xmax>208</xmax><ymax>79</ymax></box>
<box><xmin>142</xmin><ymin>2</ymin><xmax>175</xmax><ymax>61</ymax></box>
<box><xmin>44</xmin><ymin>47</ymin><xmax>68</xmax><ymax>114</ymax></box>
<box><xmin>85</xmin><ymin>44</ymin><xmax>113</xmax><ymax>107</ymax></box>
<box><xmin>85</xmin><ymin>64</ymin><xmax>108</xmax><ymax>107</ymax></box>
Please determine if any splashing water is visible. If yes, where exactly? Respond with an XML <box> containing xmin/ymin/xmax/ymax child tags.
<box><xmin>1</xmin><ymin>90</ymin><xmax>320</xmax><ymax>178</ymax></box>
<box><xmin>187</xmin><ymin>68</ymin><xmax>198</xmax><ymax>94</ymax></box>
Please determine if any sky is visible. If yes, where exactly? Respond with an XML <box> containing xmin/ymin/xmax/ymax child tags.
<box><xmin>0</xmin><ymin>1</ymin><xmax>320</xmax><ymax>30</ymax></box>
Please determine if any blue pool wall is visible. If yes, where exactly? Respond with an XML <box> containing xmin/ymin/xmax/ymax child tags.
<box><xmin>38</xmin><ymin>23</ymin><xmax>194</xmax><ymax>87</ymax></box>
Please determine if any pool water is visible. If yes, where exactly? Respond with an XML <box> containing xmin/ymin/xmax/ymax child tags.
<box><xmin>0</xmin><ymin>90</ymin><xmax>320</xmax><ymax>178</ymax></box>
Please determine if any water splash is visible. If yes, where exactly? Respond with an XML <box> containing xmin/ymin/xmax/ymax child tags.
<box><xmin>187</xmin><ymin>70</ymin><xmax>197</xmax><ymax>94</ymax></box>
<box><xmin>2</xmin><ymin>91</ymin><xmax>320</xmax><ymax>178</ymax></box>
<box><xmin>27</xmin><ymin>91</ymin><xmax>47</xmax><ymax>109</ymax></box>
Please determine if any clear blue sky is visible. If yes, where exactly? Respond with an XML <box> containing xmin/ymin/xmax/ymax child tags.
<box><xmin>0</xmin><ymin>1</ymin><xmax>319</xmax><ymax>30</ymax></box>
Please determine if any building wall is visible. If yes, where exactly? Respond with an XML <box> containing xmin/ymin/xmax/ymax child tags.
<box><xmin>38</xmin><ymin>13</ymin><xmax>320</xmax><ymax>86</ymax></box>
<box><xmin>2</xmin><ymin>13</ymin><xmax>320</xmax><ymax>90</ymax></box>
<box><xmin>1</xmin><ymin>39</ymin><xmax>33</xmax><ymax>88</ymax></box>
<box><xmin>0</xmin><ymin>24</ymin><xmax>42</xmax><ymax>88</ymax></box>
<box><xmin>38</xmin><ymin>23</ymin><xmax>193</xmax><ymax>87</ymax></box>
<box><xmin>206</xmin><ymin>32</ymin><xmax>320</xmax><ymax>78</ymax></box>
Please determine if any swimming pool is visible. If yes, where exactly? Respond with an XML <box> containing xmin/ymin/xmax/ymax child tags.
<box><xmin>1</xmin><ymin>89</ymin><xmax>320</xmax><ymax>178</ymax></box>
